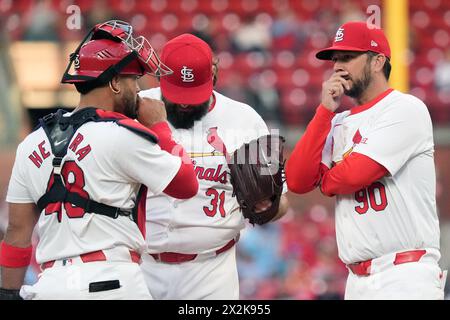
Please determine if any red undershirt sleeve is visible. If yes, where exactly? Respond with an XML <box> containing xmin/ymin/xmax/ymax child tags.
<box><xmin>285</xmin><ymin>105</ymin><xmax>388</xmax><ymax>197</ymax></box>
<box><xmin>150</xmin><ymin>121</ymin><xmax>198</xmax><ymax>199</ymax></box>
<box><xmin>286</xmin><ymin>105</ymin><xmax>335</xmax><ymax>194</ymax></box>
<box><xmin>320</xmin><ymin>152</ymin><xmax>388</xmax><ymax>196</ymax></box>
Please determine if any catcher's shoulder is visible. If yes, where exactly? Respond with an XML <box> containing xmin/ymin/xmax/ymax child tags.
<box><xmin>15</xmin><ymin>126</ymin><xmax>46</xmax><ymax>156</ymax></box>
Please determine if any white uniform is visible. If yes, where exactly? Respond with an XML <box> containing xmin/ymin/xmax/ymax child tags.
<box><xmin>6</xmin><ymin>115</ymin><xmax>181</xmax><ymax>299</ymax></box>
<box><xmin>139</xmin><ymin>88</ymin><xmax>270</xmax><ymax>299</ymax></box>
<box><xmin>322</xmin><ymin>89</ymin><xmax>446</xmax><ymax>299</ymax></box>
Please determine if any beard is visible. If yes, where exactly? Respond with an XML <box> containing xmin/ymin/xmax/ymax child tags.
<box><xmin>162</xmin><ymin>96</ymin><xmax>210</xmax><ymax>129</ymax></box>
<box><xmin>344</xmin><ymin>62</ymin><xmax>372</xmax><ymax>100</ymax></box>
<box><xmin>114</xmin><ymin>89</ymin><xmax>138</xmax><ymax>119</ymax></box>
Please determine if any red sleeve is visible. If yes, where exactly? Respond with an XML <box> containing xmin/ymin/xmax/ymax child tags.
<box><xmin>320</xmin><ymin>152</ymin><xmax>388</xmax><ymax>196</ymax></box>
<box><xmin>150</xmin><ymin>122</ymin><xmax>198</xmax><ymax>199</ymax></box>
<box><xmin>285</xmin><ymin>105</ymin><xmax>335</xmax><ymax>194</ymax></box>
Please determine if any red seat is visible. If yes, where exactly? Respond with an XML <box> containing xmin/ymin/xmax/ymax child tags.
<box><xmin>109</xmin><ymin>0</ymin><xmax>136</xmax><ymax>14</ymax></box>
<box><xmin>228</xmin><ymin>0</ymin><xmax>244</xmax><ymax>14</ymax></box>
<box><xmin>207</xmin><ymin>0</ymin><xmax>228</xmax><ymax>13</ymax></box>
<box><xmin>258</xmin><ymin>1</ymin><xmax>275</xmax><ymax>15</ymax></box>
<box><xmin>134</xmin><ymin>0</ymin><xmax>152</xmax><ymax>12</ymax></box>
<box><xmin>426</xmin><ymin>91</ymin><xmax>450</xmax><ymax>123</ymax></box>
<box><xmin>9</xmin><ymin>0</ymin><xmax>33</xmax><ymax>13</ymax></box>
<box><xmin>177</xmin><ymin>15</ymin><xmax>194</xmax><ymax>32</ymax></box>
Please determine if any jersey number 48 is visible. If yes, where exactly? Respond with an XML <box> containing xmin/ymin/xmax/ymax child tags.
<box><xmin>44</xmin><ymin>161</ymin><xmax>89</xmax><ymax>222</ymax></box>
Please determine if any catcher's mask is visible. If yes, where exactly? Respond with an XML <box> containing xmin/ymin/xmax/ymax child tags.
<box><xmin>61</xmin><ymin>20</ymin><xmax>172</xmax><ymax>90</ymax></box>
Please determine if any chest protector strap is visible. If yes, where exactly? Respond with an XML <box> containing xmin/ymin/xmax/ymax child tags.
<box><xmin>36</xmin><ymin>108</ymin><xmax>157</xmax><ymax>221</ymax></box>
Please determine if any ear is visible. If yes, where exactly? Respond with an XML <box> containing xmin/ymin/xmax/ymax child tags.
<box><xmin>373</xmin><ymin>54</ymin><xmax>386</xmax><ymax>73</ymax></box>
<box><xmin>212</xmin><ymin>57</ymin><xmax>219</xmax><ymax>87</ymax></box>
<box><xmin>109</xmin><ymin>75</ymin><xmax>121</xmax><ymax>94</ymax></box>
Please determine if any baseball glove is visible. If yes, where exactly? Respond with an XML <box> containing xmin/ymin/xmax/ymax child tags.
<box><xmin>227</xmin><ymin>134</ymin><xmax>285</xmax><ymax>225</ymax></box>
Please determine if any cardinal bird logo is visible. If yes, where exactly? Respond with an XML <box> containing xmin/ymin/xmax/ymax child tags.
<box><xmin>207</xmin><ymin>127</ymin><xmax>227</xmax><ymax>154</ymax></box>
<box><xmin>352</xmin><ymin>129</ymin><xmax>362</xmax><ymax>144</ymax></box>
<box><xmin>188</xmin><ymin>127</ymin><xmax>228</xmax><ymax>159</ymax></box>
<box><xmin>342</xmin><ymin>129</ymin><xmax>366</xmax><ymax>159</ymax></box>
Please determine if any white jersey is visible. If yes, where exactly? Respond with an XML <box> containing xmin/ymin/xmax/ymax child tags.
<box><xmin>139</xmin><ymin>88</ymin><xmax>270</xmax><ymax>254</ymax></box>
<box><xmin>322</xmin><ymin>89</ymin><xmax>440</xmax><ymax>264</ymax></box>
<box><xmin>6</xmin><ymin>114</ymin><xmax>181</xmax><ymax>263</ymax></box>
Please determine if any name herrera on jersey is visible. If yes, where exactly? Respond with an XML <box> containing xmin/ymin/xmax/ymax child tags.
<box><xmin>194</xmin><ymin>164</ymin><xmax>228</xmax><ymax>184</ymax></box>
<box><xmin>28</xmin><ymin>133</ymin><xmax>92</xmax><ymax>168</ymax></box>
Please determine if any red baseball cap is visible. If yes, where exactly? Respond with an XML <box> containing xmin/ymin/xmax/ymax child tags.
<box><xmin>316</xmin><ymin>21</ymin><xmax>391</xmax><ymax>60</ymax></box>
<box><xmin>160</xmin><ymin>33</ymin><xmax>213</xmax><ymax>105</ymax></box>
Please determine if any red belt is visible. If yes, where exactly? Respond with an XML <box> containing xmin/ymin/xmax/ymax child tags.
<box><xmin>41</xmin><ymin>250</ymin><xmax>141</xmax><ymax>270</ymax></box>
<box><xmin>150</xmin><ymin>239</ymin><xmax>236</xmax><ymax>264</ymax></box>
<box><xmin>347</xmin><ymin>249</ymin><xmax>427</xmax><ymax>276</ymax></box>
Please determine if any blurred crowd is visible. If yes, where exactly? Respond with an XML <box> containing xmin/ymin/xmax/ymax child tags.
<box><xmin>1</xmin><ymin>0</ymin><xmax>450</xmax><ymax>125</ymax></box>
<box><xmin>1</xmin><ymin>0</ymin><xmax>450</xmax><ymax>299</ymax></box>
<box><xmin>237</xmin><ymin>204</ymin><xmax>347</xmax><ymax>300</ymax></box>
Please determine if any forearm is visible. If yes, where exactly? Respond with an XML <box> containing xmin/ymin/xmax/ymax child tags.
<box><xmin>286</xmin><ymin>105</ymin><xmax>335</xmax><ymax>194</ymax></box>
<box><xmin>320</xmin><ymin>152</ymin><xmax>388</xmax><ymax>196</ymax></box>
<box><xmin>0</xmin><ymin>203</ymin><xmax>37</xmax><ymax>290</ymax></box>
<box><xmin>1</xmin><ymin>266</ymin><xmax>28</xmax><ymax>289</ymax></box>
<box><xmin>150</xmin><ymin>121</ymin><xmax>190</xmax><ymax>162</ymax></box>
<box><xmin>0</xmin><ymin>239</ymin><xmax>33</xmax><ymax>289</ymax></box>
<box><xmin>150</xmin><ymin>121</ymin><xmax>198</xmax><ymax>198</ymax></box>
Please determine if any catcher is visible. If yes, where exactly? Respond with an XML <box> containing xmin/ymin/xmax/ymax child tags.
<box><xmin>139</xmin><ymin>33</ymin><xmax>288</xmax><ymax>299</ymax></box>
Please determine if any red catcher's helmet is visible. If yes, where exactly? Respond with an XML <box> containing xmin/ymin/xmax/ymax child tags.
<box><xmin>62</xmin><ymin>20</ymin><xmax>172</xmax><ymax>86</ymax></box>
<box><xmin>70</xmin><ymin>38</ymin><xmax>145</xmax><ymax>80</ymax></box>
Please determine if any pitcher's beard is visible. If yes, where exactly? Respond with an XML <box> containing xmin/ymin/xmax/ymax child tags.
<box><xmin>163</xmin><ymin>96</ymin><xmax>210</xmax><ymax>129</ymax></box>
<box><xmin>344</xmin><ymin>64</ymin><xmax>372</xmax><ymax>101</ymax></box>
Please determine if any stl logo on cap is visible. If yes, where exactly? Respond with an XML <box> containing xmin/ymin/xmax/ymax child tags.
<box><xmin>181</xmin><ymin>66</ymin><xmax>194</xmax><ymax>82</ymax></box>
<box><xmin>335</xmin><ymin>27</ymin><xmax>345</xmax><ymax>42</ymax></box>
<box><xmin>74</xmin><ymin>54</ymin><xmax>80</xmax><ymax>69</ymax></box>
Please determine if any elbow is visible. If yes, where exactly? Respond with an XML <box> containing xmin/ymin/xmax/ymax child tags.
<box><xmin>163</xmin><ymin>164</ymin><xmax>199</xmax><ymax>199</ymax></box>
<box><xmin>285</xmin><ymin>160</ymin><xmax>314</xmax><ymax>194</ymax></box>
<box><xmin>178</xmin><ymin>177</ymin><xmax>199</xmax><ymax>199</ymax></box>
<box><xmin>319</xmin><ymin>184</ymin><xmax>335</xmax><ymax>197</ymax></box>
<box><xmin>321</xmin><ymin>175</ymin><xmax>370</xmax><ymax>196</ymax></box>
<box><xmin>286</xmin><ymin>176</ymin><xmax>315</xmax><ymax>194</ymax></box>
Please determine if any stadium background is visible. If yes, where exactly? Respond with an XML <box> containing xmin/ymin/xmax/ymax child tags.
<box><xmin>0</xmin><ymin>0</ymin><xmax>449</xmax><ymax>299</ymax></box>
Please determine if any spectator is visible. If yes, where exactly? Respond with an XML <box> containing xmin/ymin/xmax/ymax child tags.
<box><xmin>85</xmin><ymin>0</ymin><xmax>117</xmax><ymax>34</ymax></box>
<box><xmin>218</xmin><ymin>71</ymin><xmax>257</xmax><ymax>107</ymax></box>
<box><xmin>271</xmin><ymin>7</ymin><xmax>306</xmax><ymax>52</ymax></box>
<box><xmin>22</xmin><ymin>0</ymin><xmax>60</xmax><ymax>41</ymax></box>
<box><xmin>230</xmin><ymin>14</ymin><xmax>272</xmax><ymax>53</ymax></box>
<box><xmin>190</xmin><ymin>14</ymin><xmax>218</xmax><ymax>51</ymax></box>
<box><xmin>338</xmin><ymin>0</ymin><xmax>365</xmax><ymax>24</ymax></box>
<box><xmin>435</xmin><ymin>49</ymin><xmax>450</xmax><ymax>92</ymax></box>
<box><xmin>237</xmin><ymin>223</ymin><xmax>286</xmax><ymax>281</ymax></box>
<box><xmin>248</xmin><ymin>72</ymin><xmax>281</xmax><ymax>125</ymax></box>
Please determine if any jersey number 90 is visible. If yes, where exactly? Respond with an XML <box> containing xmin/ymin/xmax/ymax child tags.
<box><xmin>354</xmin><ymin>181</ymin><xmax>388</xmax><ymax>214</ymax></box>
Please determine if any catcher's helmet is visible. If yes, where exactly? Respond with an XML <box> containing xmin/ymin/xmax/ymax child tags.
<box><xmin>68</xmin><ymin>39</ymin><xmax>147</xmax><ymax>80</ymax></box>
<box><xmin>62</xmin><ymin>20</ymin><xmax>172</xmax><ymax>88</ymax></box>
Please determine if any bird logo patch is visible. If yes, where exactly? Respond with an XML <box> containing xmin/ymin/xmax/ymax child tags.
<box><xmin>342</xmin><ymin>129</ymin><xmax>367</xmax><ymax>159</ymax></box>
